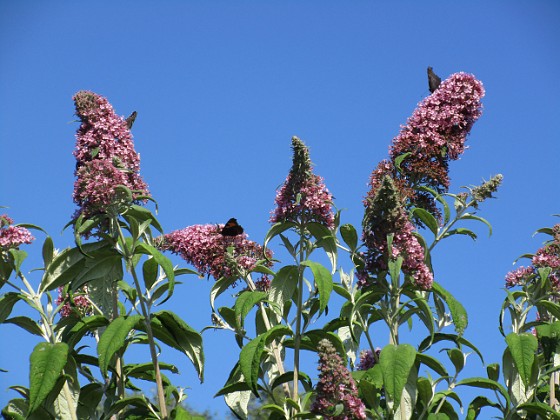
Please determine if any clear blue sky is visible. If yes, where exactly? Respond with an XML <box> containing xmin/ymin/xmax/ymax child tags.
<box><xmin>1</xmin><ymin>1</ymin><xmax>559</xmax><ymax>416</ymax></box>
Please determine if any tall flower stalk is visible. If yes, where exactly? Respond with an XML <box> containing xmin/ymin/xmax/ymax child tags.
<box><xmin>270</xmin><ymin>136</ymin><xmax>335</xmax><ymax>408</ymax></box>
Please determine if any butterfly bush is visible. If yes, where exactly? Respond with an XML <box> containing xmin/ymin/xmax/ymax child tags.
<box><xmin>0</xmin><ymin>214</ymin><xmax>34</xmax><ymax>250</ymax></box>
<box><xmin>505</xmin><ymin>223</ymin><xmax>560</xmax><ymax>290</ymax></box>
<box><xmin>356</xmin><ymin>348</ymin><xmax>381</xmax><ymax>371</ymax></box>
<box><xmin>72</xmin><ymin>90</ymin><xmax>149</xmax><ymax>218</ymax></box>
<box><xmin>270</xmin><ymin>136</ymin><xmax>335</xmax><ymax>229</ymax></box>
<box><xmin>360</xmin><ymin>176</ymin><xmax>433</xmax><ymax>290</ymax></box>
<box><xmin>157</xmin><ymin>224</ymin><xmax>273</xmax><ymax>281</ymax></box>
<box><xmin>55</xmin><ymin>286</ymin><xmax>94</xmax><ymax>318</ymax></box>
<box><xmin>368</xmin><ymin>72</ymin><xmax>485</xmax><ymax>217</ymax></box>
<box><xmin>311</xmin><ymin>339</ymin><xmax>366</xmax><ymax>420</ymax></box>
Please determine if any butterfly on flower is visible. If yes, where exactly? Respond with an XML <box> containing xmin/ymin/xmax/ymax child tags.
<box><xmin>427</xmin><ymin>67</ymin><xmax>441</xmax><ymax>93</ymax></box>
<box><xmin>126</xmin><ymin>111</ymin><xmax>137</xmax><ymax>129</ymax></box>
<box><xmin>220</xmin><ymin>218</ymin><xmax>244</xmax><ymax>236</ymax></box>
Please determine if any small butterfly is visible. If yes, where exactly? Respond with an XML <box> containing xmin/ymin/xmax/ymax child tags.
<box><xmin>220</xmin><ymin>218</ymin><xmax>244</xmax><ymax>236</ymax></box>
<box><xmin>126</xmin><ymin>111</ymin><xmax>137</xmax><ymax>129</ymax></box>
<box><xmin>427</xmin><ymin>67</ymin><xmax>441</xmax><ymax>93</ymax></box>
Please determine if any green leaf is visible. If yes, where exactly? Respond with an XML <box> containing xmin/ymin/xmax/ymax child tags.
<box><xmin>269</xmin><ymin>265</ymin><xmax>298</xmax><ymax>308</ymax></box>
<box><xmin>239</xmin><ymin>325</ymin><xmax>292</xmax><ymax>395</ymax></box>
<box><xmin>486</xmin><ymin>363</ymin><xmax>500</xmax><ymax>382</ymax></box>
<box><xmin>60</xmin><ymin>315</ymin><xmax>109</xmax><ymax>349</ymax></box>
<box><xmin>455</xmin><ymin>377</ymin><xmax>510</xmax><ymax>407</ymax></box>
<box><xmin>210</xmin><ymin>276</ymin><xmax>237</xmax><ymax>311</ymax></box>
<box><xmin>123</xmin><ymin>205</ymin><xmax>163</xmax><ymax>234</ymax></box>
<box><xmin>461</xmin><ymin>214</ymin><xmax>492</xmax><ymax>237</ymax></box>
<box><xmin>465</xmin><ymin>396</ymin><xmax>501</xmax><ymax>420</ymax></box>
<box><xmin>445</xmin><ymin>228</ymin><xmax>477</xmax><ymax>241</ymax></box>
<box><xmin>307</xmin><ymin>222</ymin><xmax>337</xmax><ymax>273</ymax></box>
<box><xmin>9</xmin><ymin>249</ymin><xmax>27</xmax><ymax>273</ymax></box>
<box><xmin>76</xmin><ymin>383</ymin><xmax>103</xmax><ymax>420</ymax></box>
<box><xmin>134</xmin><ymin>243</ymin><xmax>175</xmax><ymax>303</ymax></box>
<box><xmin>150</xmin><ymin>310</ymin><xmax>204</xmax><ymax>381</ymax></box>
<box><xmin>379</xmin><ymin>344</ymin><xmax>417</xmax><ymax>409</ymax></box>
<box><xmin>340</xmin><ymin>224</ymin><xmax>358</xmax><ymax>251</ymax></box>
<box><xmin>419</xmin><ymin>333</ymin><xmax>484</xmax><ymax>363</ymax></box>
<box><xmin>447</xmin><ymin>348</ymin><xmax>465</xmax><ymax>374</ymax></box>
<box><xmin>505</xmin><ymin>332</ymin><xmax>537</xmax><ymax>388</ymax></box>
<box><xmin>71</xmin><ymin>248</ymin><xmax>123</xmax><ymax>291</ymax></box>
<box><xmin>301</xmin><ymin>260</ymin><xmax>332</xmax><ymax>315</ymax></box>
<box><xmin>516</xmin><ymin>401</ymin><xmax>560</xmax><ymax>418</ymax></box>
<box><xmin>412</xmin><ymin>208</ymin><xmax>439</xmax><ymax>236</ymax></box>
<box><xmin>234</xmin><ymin>291</ymin><xmax>267</xmax><ymax>330</ymax></box>
<box><xmin>0</xmin><ymin>292</ymin><xmax>21</xmax><ymax>323</ymax></box>
<box><xmin>42</xmin><ymin>236</ymin><xmax>54</xmax><ymax>267</ymax></box>
<box><xmin>142</xmin><ymin>257</ymin><xmax>158</xmax><ymax>290</ymax></box>
<box><xmin>104</xmin><ymin>396</ymin><xmax>150</xmax><ymax>418</ymax></box>
<box><xmin>431</xmin><ymin>281</ymin><xmax>468</xmax><ymax>335</ymax></box>
<box><xmin>270</xmin><ymin>371</ymin><xmax>312</xmax><ymax>393</ymax></box>
<box><xmin>97</xmin><ymin>315</ymin><xmax>142</xmax><ymax>376</ymax></box>
<box><xmin>40</xmin><ymin>241</ymin><xmax>110</xmax><ymax>292</ymax></box>
<box><xmin>4</xmin><ymin>316</ymin><xmax>43</xmax><ymax>337</ymax></box>
<box><xmin>415</xmin><ymin>353</ymin><xmax>448</xmax><ymax>377</ymax></box>
<box><xmin>536</xmin><ymin>300</ymin><xmax>560</xmax><ymax>320</ymax></box>
<box><xmin>264</xmin><ymin>221</ymin><xmax>297</xmax><ymax>251</ymax></box>
<box><xmin>28</xmin><ymin>342</ymin><xmax>69</xmax><ymax>414</ymax></box>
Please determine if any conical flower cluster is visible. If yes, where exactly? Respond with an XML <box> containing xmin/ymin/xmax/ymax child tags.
<box><xmin>270</xmin><ymin>136</ymin><xmax>334</xmax><ymax>229</ymax></box>
<box><xmin>0</xmin><ymin>214</ymin><xmax>34</xmax><ymax>250</ymax></box>
<box><xmin>72</xmin><ymin>91</ymin><xmax>149</xmax><ymax>219</ymax></box>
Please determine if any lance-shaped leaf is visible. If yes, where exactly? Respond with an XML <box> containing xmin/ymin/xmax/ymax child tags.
<box><xmin>71</xmin><ymin>248</ymin><xmax>123</xmax><ymax>291</ymax></box>
<box><xmin>379</xmin><ymin>344</ymin><xmax>417</xmax><ymax>410</ymax></box>
<box><xmin>239</xmin><ymin>325</ymin><xmax>292</xmax><ymax>395</ymax></box>
<box><xmin>505</xmin><ymin>332</ymin><xmax>537</xmax><ymax>388</ymax></box>
<box><xmin>234</xmin><ymin>291</ymin><xmax>267</xmax><ymax>331</ymax></box>
<box><xmin>340</xmin><ymin>223</ymin><xmax>358</xmax><ymax>252</ymax></box>
<box><xmin>98</xmin><ymin>315</ymin><xmax>142</xmax><ymax>376</ymax></box>
<box><xmin>301</xmin><ymin>260</ymin><xmax>332</xmax><ymax>315</ymax></box>
<box><xmin>431</xmin><ymin>281</ymin><xmax>468</xmax><ymax>335</ymax></box>
<box><xmin>412</xmin><ymin>208</ymin><xmax>439</xmax><ymax>237</ymax></box>
<box><xmin>149</xmin><ymin>310</ymin><xmax>204</xmax><ymax>381</ymax></box>
<box><xmin>28</xmin><ymin>342</ymin><xmax>69</xmax><ymax>414</ymax></box>
<box><xmin>135</xmin><ymin>243</ymin><xmax>175</xmax><ymax>304</ymax></box>
<box><xmin>307</xmin><ymin>222</ymin><xmax>337</xmax><ymax>273</ymax></box>
<box><xmin>210</xmin><ymin>276</ymin><xmax>237</xmax><ymax>311</ymax></box>
<box><xmin>456</xmin><ymin>377</ymin><xmax>510</xmax><ymax>408</ymax></box>
<box><xmin>465</xmin><ymin>396</ymin><xmax>502</xmax><ymax>420</ymax></box>
<box><xmin>269</xmin><ymin>265</ymin><xmax>298</xmax><ymax>307</ymax></box>
<box><xmin>264</xmin><ymin>221</ymin><xmax>297</xmax><ymax>252</ymax></box>
<box><xmin>0</xmin><ymin>292</ymin><xmax>22</xmax><ymax>323</ymax></box>
<box><xmin>40</xmin><ymin>240</ymin><xmax>110</xmax><ymax>292</ymax></box>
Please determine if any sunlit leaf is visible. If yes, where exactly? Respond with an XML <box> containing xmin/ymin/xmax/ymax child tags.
<box><xmin>98</xmin><ymin>315</ymin><xmax>142</xmax><ymax>376</ymax></box>
<box><xmin>505</xmin><ymin>333</ymin><xmax>537</xmax><ymax>388</ymax></box>
<box><xmin>301</xmin><ymin>260</ymin><xmax>332</xmax><ymax>315</ymax></box>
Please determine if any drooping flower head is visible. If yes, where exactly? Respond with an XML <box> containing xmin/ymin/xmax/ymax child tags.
<box><xmin>0</xmin><ymin>214</ymin><xmax>34</xmax><ymax>250</ymax></box>
<box><xmin>311</xmin><ymin>338</ymin><xmax>366</xmax><ymax>420</ymax></box>
<box><xmin>72</xmin><ymin>91</ymin><xmax>149</xmax><ymax>219</ymax></box>
<box><xmin>157</xmin><ymin>223</ymin><xmax>273</xmax><ymax>282</ymax></box>
<box><xmin>360</xmin><ymin>176</ymin><xmax>433</xmax><ymax>290</ymax></box>
<box><xmin>270</xmin><ymin>136</ymin><xmax>335</xmax><ymax>229</ymax></box>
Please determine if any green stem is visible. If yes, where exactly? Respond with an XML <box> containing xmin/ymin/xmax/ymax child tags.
<box><xmin>117</xmin><ymin>226</ymin><xmax>168</xmax><ymax>419</ymax></box>
<box><xmin>292</xmin><ymin>263</ymin><xmax>305</xmax><ymax>405</ymax></box>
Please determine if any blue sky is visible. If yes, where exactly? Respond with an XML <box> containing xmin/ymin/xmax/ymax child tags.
<box><xmin>1</xmin><ymin>1</ymin><xmax>559</xmax><ymax>416</ymax></box>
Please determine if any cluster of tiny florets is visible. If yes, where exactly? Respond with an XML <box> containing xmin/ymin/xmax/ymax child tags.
<box><xmin>270</xmin><ymin>136</ymin><xmax>335</xmax><ymax>229</ymax></box>
<box><xmin>311</xmin><ymin>339</ymin><xmax>366</xmax><ymax>420</ymax></box>
<box><xmin>55</xmin><ymin>286</ymin><xmax>94</xmax><ymax>318</ymax></box>
<box><xmin>505</xmin><ymin>224</ymin><xmax>560</xmax><ymax>290</ymax></box>
<box><xmin>0</xmin><ymin>214</ymin><xmax>34</xmax><ymax>250</ymax></box>
<box><xmin>356</xmin><ymin>348</ymin><xmax>381</xmax><ymax>371</ymax></box>
<box><xmin>72</xmin><ymin>91</ymin><xmax>149</xmax><ymax>218</ymax></box>
<box><xmin>158</xmin><ymin>224</ymin><xmax>272</xmax><ymax>281</ymax></box>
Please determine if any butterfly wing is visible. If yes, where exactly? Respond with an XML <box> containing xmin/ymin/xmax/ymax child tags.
<box><xmin>427</xmin><ymin>67</ymin><xmax>442</xmax><ymax>93</ymax></box>
<box><xmin>221</xmin><ymin>218</ymin><xmax>244</xmax><ymax>236</ymax></box>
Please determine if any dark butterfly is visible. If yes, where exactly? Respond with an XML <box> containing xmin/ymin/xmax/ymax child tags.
<box><xmin>126</xmin><ymin>111</ymin><xmax>137</xmax><ymax>129</ymax></box>
<box><xmin>220</xmin><ymin>218</ymin><xmax>244</xmax><ymax>236</ymax></box>
<box><xmin>427</xmin><ymin>67</ymin><xmax>441</xmax><ymax>93</ymax></box>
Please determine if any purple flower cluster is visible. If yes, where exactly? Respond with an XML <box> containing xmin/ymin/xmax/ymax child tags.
<box><xmin>367</xmin><ymin>73</ymin><xmax>485</xmax><ymax>218</ymax></box>
<box><xmin>55</xmin><ymin>286</ymin><xmax>94</xmax><ymax>318</ymax></box>
<box><xmin>311</xmin><ymin>339</ymin><xmax>366</xmax><ymax>420</ymax></box>
<box><xmin>356</xmin><ymin>348</ymin><xmax>381</xmax><ymax>371</ymax></box>
<box><xmin>270</xmin><ymin>137</ymin><xmax>335</xmax><ymax>229</ymax></box>
<box><xmin>0</xmin><ymin>214</ymin><xmax>34</xmax><ymax>250</ymax></box>
<box><xmin>72</xmin><ymin>91</ymin><xmax>149</xmax><ymax>218</ymax></box>
<box><xmin>361</xmin><ymin>176</ymin><xmax>433</xmax><ymax>290</ymax></box>
<box><xmin>158</xmin><ymin>224</ymin><xmax>273</xmax><ymax>281</ymax></box>
<box><xmin>505</xmin><ymin>224</ymin><xmax>560</xmax><ymax>289</ymax></box>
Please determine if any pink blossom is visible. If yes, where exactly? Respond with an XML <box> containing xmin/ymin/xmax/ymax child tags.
<box><xmin>311</xmin><ymin>339</ymin><xmax>366</xmax><ymax>420</ymax></box>
<box><xmin>158</xmin><ymin>224</ymin><xmax>272</xmax><ymax>281</ymax></box>
<box><xmin>505</xmin><ymin>266</ymin><xmax>534</xmax><ymax>288</ymax></box>
<box><xmin>270</xmin><ymin>136</ymin><xmax>335</xmax><ymax>229</ymax></box>
<box><xmin>0</xmin><ymin>214</ymin><xmax>34</xmax><ymax>249</ymax></box>
<box><xmin>55</xmin><ymin>286</ymin><xmax>93</xmax><ymax>318</ymax></box>
<box><xmin>356</xmin><ymin>348</ymin><xmax>381</xmax><ymax>371</ymax></box>
<box><xmin>72</xmin><ymin>91</ymin><xmax>149</xmax><ymax>219</ymax></box>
